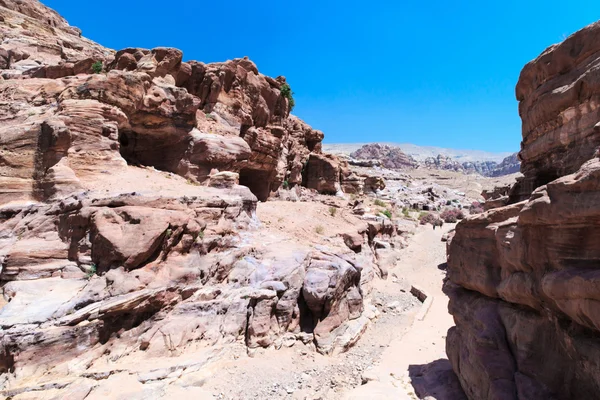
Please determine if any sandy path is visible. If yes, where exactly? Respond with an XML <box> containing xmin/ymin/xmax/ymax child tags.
<box><xmin>343</xmin><ymin>223</ymin><xmax>462</xmax><ymax>399</ymax></box>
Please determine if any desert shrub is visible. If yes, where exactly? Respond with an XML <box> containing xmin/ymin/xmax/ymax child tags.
<box><xmin>419</xmin><ymin>212</ymin><xmax>437</xmax><ymax>225</ymax></box>
<box><xmin>402</xmin><ymin>207</ymin><xmax>410</xmax><ymax>217</ymax></box>
<box><xmin>315</xmin><ymin>225</ymin><xmax>324</xmax><ymax>234</ymax></box>
<box><xmin>440</xmin><ymin>208</ymin><xmax>465</xmax><ymax>223</ymax></box>
<box><xmin>329</xmin><ymin>207</ymin><xmax>337</xmax><ymax>217</ymax></box>
<box><xmin>91</xmin><ymin>61</ymin><xmax>103</xmax><ymax>74</ymax></box>
<box><xmin>282</xmin><ymin>180</ymin><xmax>290</xmax><ymax>189</ymax></box>
<box><xmin>374</xmin><ymin>199</ymin><xmax>386</xmax><ymax>207</ymax></box>
<box><xmin>380</xmin><ymin>209</ymin><xmax>392</xmax><ymax>219</ymax></box>
<box><xmin>280</xmin><ymin>83</ymin><xmax>295</xmax><ymax>111</ymax></box>
<box><xmin>86</xmin><ymin>263</ymin><xmax>97</xmax><ymax>279</ymax></box>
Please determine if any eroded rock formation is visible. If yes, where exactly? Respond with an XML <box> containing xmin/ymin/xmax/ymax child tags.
<box><xmin>0</xmin><ymin>1</ymin><xmax>413</xmax><ymax>395</ymax></box>
<box><xmin>446</xmin><ymin>21</ymin><xmax>600</xmax><ymax>399</ymax></box>
<box><xmin>350</xmin><ymin>143</ymin><xmax>419</xmax><ymax>170</ymax></box>
<box><xmin>349</xmin><ymin>144</ymin><xmax>520</xmax><ymax>177</ymax></box>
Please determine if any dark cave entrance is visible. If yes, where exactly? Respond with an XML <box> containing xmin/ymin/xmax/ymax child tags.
<box><xmin>239</xmin><ymin>168</ymin><xmax>272</xmax><ymax>202</ymax></box>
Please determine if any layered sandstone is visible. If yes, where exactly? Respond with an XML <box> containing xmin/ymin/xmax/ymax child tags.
<box><xmin>0</xmin><ymin>0</ymin><xmax>335</xmax><ymax>204</ymax></box>
<box><xmin>0</xmin><ymin>1</ymin><xmax>407</xmax><ymax>395</ymax></box>
<box><xmin>446</xmin><ymin>21</ymin><xmax>600</xmax><ymax>399</ymax></box>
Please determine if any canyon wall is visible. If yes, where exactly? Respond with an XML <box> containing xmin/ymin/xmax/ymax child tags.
<box><xmin>0</xmin><ymin>1</ymin><xmax>400</xmax><ymax>393</ymax></box>
<box><xmin>0</xmin><ymin>0</ymin><xmax>362</xmax><ymax>203</ymax></box>
<box><xmin>446</xmin><ymin>21</ymin><xmax>600</xmax><ymax>399</ymax></box>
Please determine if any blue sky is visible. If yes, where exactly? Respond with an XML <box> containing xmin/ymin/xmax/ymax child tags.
<box><xmin>45</xmin><ymin>1</ymin><xmax>600</xmax><ymax>152</ymax></box>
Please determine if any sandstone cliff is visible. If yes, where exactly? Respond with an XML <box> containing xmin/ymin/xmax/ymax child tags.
<box><xmin>446</xmin><ymin>21</ymin><xmax>600</xmax><ymax>399</ymax></box>
<box><xmin>0</xmin><ymin>0</ymin><xmax>338</xmax><ymax>203</ymax></box>
<box><xmin>0</xmin><ymin>1</ymin><xmax>405</xmax><ymax>394</ymax></box>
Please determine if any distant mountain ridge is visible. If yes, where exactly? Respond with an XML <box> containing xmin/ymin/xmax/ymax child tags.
<box><xmin>330</xmin><ymin>143</ymin><xmax>520</xmax><ymax>177</ymax></box>
<box><xmin>323</xmin><ymin>142</ymin><xmax>514</xmax><ymax>163</ymax></box>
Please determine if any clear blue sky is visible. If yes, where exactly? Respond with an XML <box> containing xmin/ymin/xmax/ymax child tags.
<box><xmin>44</xmin><ymin>0</ymin><xmax>600</xmax><ymax>152</ymax></box>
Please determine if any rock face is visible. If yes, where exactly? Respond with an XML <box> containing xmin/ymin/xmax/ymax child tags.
<box><xmin>0</xmin><ymin>1</ymin><xmax>397</xmax><ymax>394</ymax></box>
<box><xmin>350</xmin><ymin>144</ymin><xmax>418</xmax><ymax>170</ymax></box>
<box><xmin>0</xmin><ymin>1</ymin><xmax>330</xmax><ymax>204</ymax></box>
<box><xmin>446</xmin><ymin>21</ymin><xmax>600</xmax><ymax>400</ymax></box>
<box><xmin>489</xmin><ymin>153</ymin><xmax>520</xmax><ymax>177</ymax></box>
<box><xmin>513</xmin><ymin>22</ymin><xmax>600</xmax><ymax>201</ymax></box>
<box><xmin>424</xmin><ymin>153</ymin><xmax>520</xmax><ymax>177</ymax></box>
<box><xmin>349</xmin><ymin>144</ymin><xmax>520</xmax><ymax>177</ymax></box>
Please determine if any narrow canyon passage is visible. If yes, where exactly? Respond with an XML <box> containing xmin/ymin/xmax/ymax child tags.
<box><xmin>343</xmin><ymin>223</ymin><xmax>463</xmax><ymax>400</ymax></box>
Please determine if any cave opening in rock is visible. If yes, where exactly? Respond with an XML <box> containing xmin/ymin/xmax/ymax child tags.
<box><xmin>534</xmin><ymin>170</ymin><xmax>559</xmax><ymax>190</ymax></box>
<box><xmin>297</xmin><ymin>292</ymin><xmax>317</xmax><ymax>334</ymax></box>
<box><xmin>118</xmin><ymin>129</ymin><xmax>185</xmax><ymax>173</ymax></box>
<box><xmin>118</xmin><ymin>130</ymin><xmax>137</xmax><ymax>165</ymax></box>
<box><xmin>239</xmin><ymin>168</ymin><xmax>272</xmax><ymax>201</ymax></box>
<box><xmin>0</xmin><ymin>349</ymin><xmax>15</xmax><ymax>373</ymax></box>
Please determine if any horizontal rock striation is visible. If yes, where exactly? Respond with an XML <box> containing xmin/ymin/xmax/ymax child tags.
<box><xmin>0</xmin><ymin>1</ymin><xmax>408</xmax><ymax>393</ymax></box>
<box><xmin>446</xmin><ymin>21</ymin><xmax>600</xmax><ymax>400</ymax></box>
<box><xmin>513</xmin><ymin>21</ymin><xmax>600</xmax><ymax>201</ymax></box>
<box><xmin>0</xmin><ymin>0</ymin><xmax>333</xmax><ymax>203</ymax></box>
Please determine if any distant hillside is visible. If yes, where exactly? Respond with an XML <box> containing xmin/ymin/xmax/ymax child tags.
<box><xmin>331</xmin><ymin>142</ymin><xmax>520</xmax><ymax>177</ymax></box>
<box><xmin>324</xmin><ymin>142</ymin><xmax>514</xmax><ymax>163</ymax></box>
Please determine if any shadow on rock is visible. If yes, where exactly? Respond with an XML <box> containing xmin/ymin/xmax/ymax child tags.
<box><xmin>408</xmin><ymin>359</ymin><xmax>467</xmax><ymax>400</ymax></box>
<box><xmin>437</xmin><ymin>262</ymin><xmax>448</xmax><ymax>271</ymax></box>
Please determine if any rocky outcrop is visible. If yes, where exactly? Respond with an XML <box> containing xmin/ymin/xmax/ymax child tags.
<box><xmin>511</xmin><ymin>22</ymin><xmax>600</xmax><ymax>201</ymax></box>
<box><xmin>0</xmin><ymin>1</ymin><xmax>393</xmax><ymax>394</ymax></box>
<box><xmin>446</xmin><ymin>21</ymin><xmax>600</xmax><ymax>399</ymax></box>
<box><xmin>489</xmin><ymin>153</ymin><xmax>520</xmax><ymax>177</ymax></box>
<box><xmin>0</xmin><ymin>0</ymin><xmax>111</xmax><ymax>78</ymax></box>
<box><xmin>0</xmin><ymin>0</ymin><xmax>329</xmax><ymax>204</ymax></box>
<box><xmin>350</xmin><ymin>144</ymin><xmax>418</xmax><ymax>170</ymax></box>
<box><xmin>424</xmin><ymin>154</ymin><xmax>517</xmax><ymax>176</ymax></box>
<box><xmin>349</xmin><ymin>144</ymin><xmax>519</xmax><ymax>177</ymax></box>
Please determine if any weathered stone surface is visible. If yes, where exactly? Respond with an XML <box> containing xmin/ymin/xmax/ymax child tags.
<box><xmin>513</xmin><ymin>21</ymin><xmax>600</xmax><ymax>201</ymax></box>
<box><xmin>0</xmin><ymin>2</ymin><xmax>409</xmax><ymax>397</ymax></box>
<box><xmin>303</xmin><ymin>153</ymin><xmax>342</xmax><ymax>195</ymax></box>
<box><xmin>0</xmin><ymin>0</ymin><xmax>333</xmax><ymax>204</ymax></box>
<box><xmin>351</xmin><ymin>144</ymin><xmax>418</xmax><ymax>170</ymax></box>
<box><xmin>447</xmin><ymin>22</ymin><xmax>600</xmax><ymax>399</ymax></box>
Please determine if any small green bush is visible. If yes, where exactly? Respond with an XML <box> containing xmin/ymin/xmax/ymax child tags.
<box><xmin>280</xmin><ymin>83</ymin><xmax>295</xmax><ymax>111</ymax></box>
<box><xmin>329</xmin><ymin>207</ymin><xmax>337</xmax><ymax>217</ymax></box>
<box><xmin>91</xmin><ymin>61</ymin><xmax>103</xmax><ymax>74</ymax></box>
<box><xmin>86</xmin><ymin>263</ymin><xmax>97</xmax><ymax>279</ymax></box>
<box><xmin>380</xmin><ymin>209</ymin><xmax>392</xmax><ymax>219</ymax></box>
<box><xmin>315</xmin><ymin>225</ymin><xmax>324</xmax><ymax>235</ymax></box>
<box><xmin>402</xmin><ymin>207</ymin><xmax>410</xmax><ymax>217</ymax></box>
<box><xmin>374</xmin><ymin>199</ymin><xmax>386</xmax><ymax>207</ymax></box>
<box><xmin>282</xmin><ymin>180</ymin><xmax>290</xmax><ymax>189</ymax></box>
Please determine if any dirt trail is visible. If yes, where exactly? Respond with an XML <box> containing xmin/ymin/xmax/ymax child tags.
<box><xmin>202</xmin><ymin>220</ymin><xmax>464</xmax><ymax>400</ymax></box>
<box><xmin>343</xmin><ymin>223</ymin><xmax>464</xmax><ymax>400</ymax></box>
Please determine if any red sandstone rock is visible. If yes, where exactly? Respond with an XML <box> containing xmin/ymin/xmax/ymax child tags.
<box><xmin>0</xmin><ymin>3</ymin><xmax>380</xmax><ymax>392</ymax></box>
<box><xmin>446</xmin><ymin>21</ymin><xmax>600</xmax><ymax>399</ymax></box>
